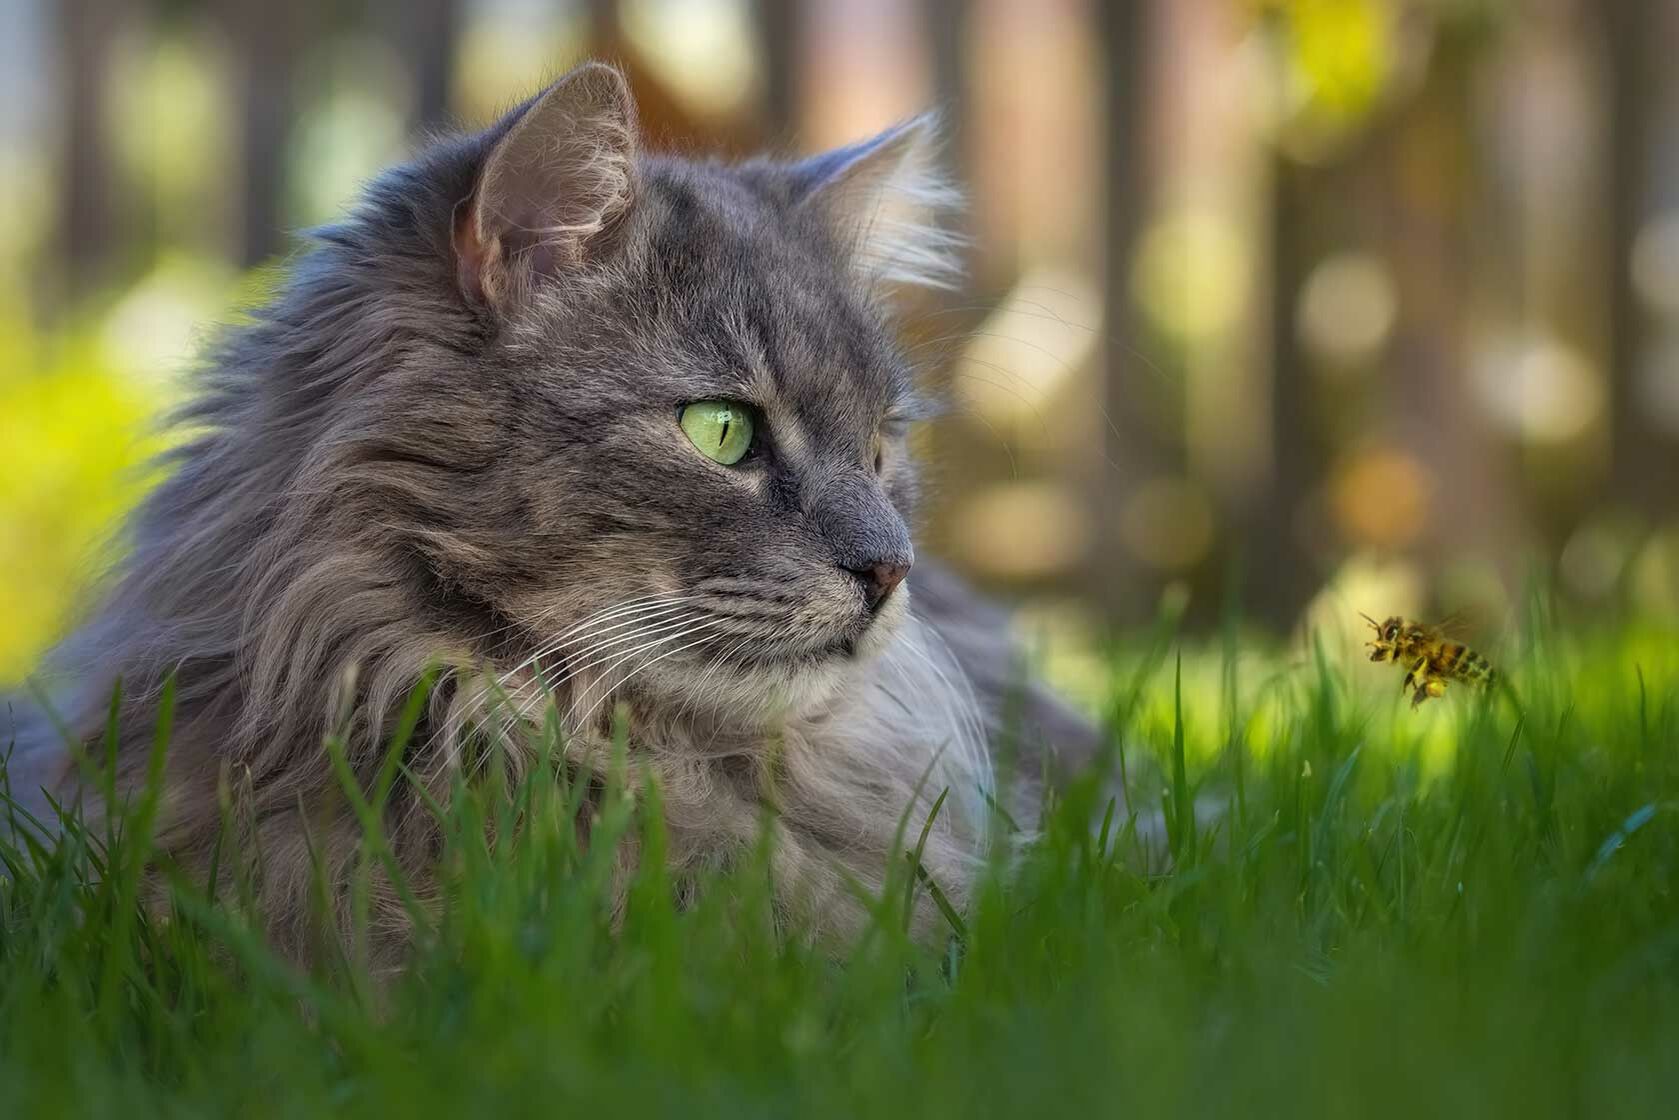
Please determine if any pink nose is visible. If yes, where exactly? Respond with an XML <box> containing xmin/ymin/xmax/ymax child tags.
<box><xmin>846</xmin><ymin>561</ymin><xmax>910</xmax><ymax>610</ymax></box>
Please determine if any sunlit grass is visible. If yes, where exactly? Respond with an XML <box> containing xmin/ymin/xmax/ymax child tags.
<box><xmin>3</xmin><ymin>613</ymin><xmax>1675</xmax><ymax>1118</ymax></box>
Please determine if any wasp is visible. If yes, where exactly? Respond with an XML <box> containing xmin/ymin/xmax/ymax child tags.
<box><xmin>1361</xmin><ymin>613</ymin><xmax>1497</xmax><ymax>709</ymax></box>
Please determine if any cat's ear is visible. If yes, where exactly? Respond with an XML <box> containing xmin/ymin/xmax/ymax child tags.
<box><xmin>790</xmin><ymin>116</ymin><xmax>963</xmax><ymax>292</ymax></box>
<box><xmin>455</xmin><ymin>63</ymin><xmax>638</xmax><ymax>309</ymax></box>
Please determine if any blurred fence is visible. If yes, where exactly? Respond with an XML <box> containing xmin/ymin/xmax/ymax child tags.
<box><xmin>4</xmin><ymin>0</ymin><xmax>1679</xmax><ymax>682</ymax></box>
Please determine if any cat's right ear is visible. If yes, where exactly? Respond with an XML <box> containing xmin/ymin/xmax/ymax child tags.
<box><xmin>786</xmin><ymin>116</ymin><xmax>963</xmax><ymax>293</ymax></box>
<box><xmin>454</xmin><ymin>63</ymin><xmax>638</xmax><ymax>311</ymax></box>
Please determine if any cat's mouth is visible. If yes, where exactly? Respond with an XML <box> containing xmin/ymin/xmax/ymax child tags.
<box><xmin>804</xmin><ymin>597</ymin><xmax>904</xmax><ymax>663</ymax></box>
<box><xmin>649</xmin><ymin>584</ymin><xmax>908</xmax><ymax>684</ymax></box>
<box><xmin>733</xmin><ymin>628</ymin><xmax>860</xmax><ymax>669</ymax></box>
<box><xmin>634</xmin><ymin>600</ymin><xmax>906</xmax><ymax>723</ymax></box>
<box><xmin>736</xmin><ymin>612</ymin><xmax>885</xmax><ymax>669</ymax></box>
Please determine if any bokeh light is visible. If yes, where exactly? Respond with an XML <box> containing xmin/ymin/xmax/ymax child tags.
<box><xmin>1119</xmin><ymin>477</ymin><xmax>1216</xmax><ymax>572</ymax></box>
<box><xmin>1561</xmin><ymin>515</ymin><xmax>1638</xmax><ymax>601</ymax></box>
<box><xmin>109</xmin><ymin>32</ymin><xmax>232</xmax><ymax>239</ymax></box>
<box><xmin>623</xmin><ymin>0</ymin><xmax>758</xmax><ymax>117</ymax></box>
<box><xmin>1632</xmin><ymin>210</ymin><xmax>1679</xmax><ymax>318</ymax></box>
<box><xmin>952</xmin><ymin>266</ymin><xmax>1101</xmax><ymax>430</ymax></box>
<box><xmin>1328</xmin><ymin>447</ymin><xmax>1431</xmax><ymax>551</ymax></box>
<box><xmin>953</xmin><ymin>482</ymin><xmax>1089</xmax><ymax>581</ymax></box>
<box><xmin>1297</xmin><ymin>251</ymin><xmax>1397</xmax><ymax>369</ymax></box>
<box><xmin>1301</xmin><ymin>551</ymin><xmax>1425</xmax><ymax>658</ymax></box>
<box><xmin>99</xmin><ymin>255</ymin><xmax>234</xmax><ymax>388</ymax></box>
<box><xmin>1131</xmin><ymin>211</ymin><xmax>1250</xmax><ymax>343</ymax></box>
<box><xmin>1471</xmin><ymin>332</ymin><xmax>1603</xmax><ymax>445</ymax></box>
<box><xmin>288</xmin><ymin>38</ymin><xmax>410</xmax><ymax>227</ymax></box>
<box><xmin>456</xmin><ymin>2</ymin><xmax>584</xmax><ymax>121</ymax></box>
<box><xmin>1631</xmin><ymin>529</ymin><xmax>1679</xmax><ymax>622</ymax></box>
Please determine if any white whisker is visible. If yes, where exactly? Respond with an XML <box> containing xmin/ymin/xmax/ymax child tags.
<box><xmin>493</xmin><ymin>609</ymin><xmax>713</xmax><ymax>734</ymax></box>
<box><xmin>493</xmin><ymin>608</ymin><xmax>720</xmax><ymax>740</ymax></box>
<box><xmin>430</xmin><ymin>597</ymin><xmax>702</xmax><ymax>762</ymax></box>
<box><xmin>570</xmin><ymin>620</ymin><xmax>736</xmax><ymax>731</ymax></box>
<box><xmin>889</xmin><ymin>621</ymin><xmax>994</xmax><ymax>840</ymax></box>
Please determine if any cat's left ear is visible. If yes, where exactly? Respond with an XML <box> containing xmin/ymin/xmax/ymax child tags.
<box><xmin>455</xmin><ymin>63</ymin><xmax>638</xmax><ymax>311</ymax></box>
<box><xmin>789</xmin><ymin>116</ymin><xmax>963</xmax><ymax>292</ymax></box>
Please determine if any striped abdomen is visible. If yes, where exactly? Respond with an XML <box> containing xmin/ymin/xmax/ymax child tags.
<box><xmin>1435</xmin><ymin>642</ymin><xmax>1496</xmax><ymax>687</ymax></box>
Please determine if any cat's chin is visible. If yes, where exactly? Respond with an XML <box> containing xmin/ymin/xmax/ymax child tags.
<box><xmin>644</xmin><ymin>595</ymin><xmax>908</xmax><ymax>727</ymax></box>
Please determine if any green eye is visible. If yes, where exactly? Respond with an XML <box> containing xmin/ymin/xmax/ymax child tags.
<box><xmin>679</xmin><ymin>400</ymin><xmax>755</xmax><ymax>465</ymax></box>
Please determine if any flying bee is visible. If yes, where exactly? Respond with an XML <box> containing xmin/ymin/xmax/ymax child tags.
<box><xmin>1360</xmin><ymin>613</ymin><xmax>1497</xmax><ymax>709</ymax></box>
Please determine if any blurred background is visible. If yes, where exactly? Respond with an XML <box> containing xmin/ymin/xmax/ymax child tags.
<box><xmin>4</xmin><ymin>0</ymin><xmax>1679</xmax><ymax>689</ymax></box>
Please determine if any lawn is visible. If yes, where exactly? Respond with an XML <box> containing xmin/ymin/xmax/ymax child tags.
<box><xmin>2</xmin><ymin>607</ymin><xmax>1676</xmax><ymax>1119</ymax></box>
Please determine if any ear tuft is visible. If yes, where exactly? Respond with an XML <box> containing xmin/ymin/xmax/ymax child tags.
<box><xmin>792</xmin><ymin>116</ymin><xmax>964</xmax><ymax>293</ymax></box>
<box><xmin>456</xmin><ymin>63</ymin><xmax>638</xmax><ymax>310</ymax></box>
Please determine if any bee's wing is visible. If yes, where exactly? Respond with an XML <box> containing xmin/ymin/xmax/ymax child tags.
<box><xmin>1430</xmin><ymin>610</ymin><xmax>1474</xmax><ymax>638</ymax></box>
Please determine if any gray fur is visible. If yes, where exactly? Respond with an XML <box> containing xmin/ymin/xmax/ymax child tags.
<box><xmin>4</xmin><ymin>64</ymin><xmax>1100</xmax><ymax>960</ymax></box>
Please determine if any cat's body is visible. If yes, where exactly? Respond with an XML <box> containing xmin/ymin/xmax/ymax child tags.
<box><xmin>4</xmin><ymin>65</ymin><xmax>1100</xmax><ymax>957</ymax></box>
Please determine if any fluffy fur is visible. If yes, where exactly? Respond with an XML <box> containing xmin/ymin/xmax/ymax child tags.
<box><xmin>4</xmin><ymin>64</ymin><xmax>1100</xmax><ymax>960</ymax></box>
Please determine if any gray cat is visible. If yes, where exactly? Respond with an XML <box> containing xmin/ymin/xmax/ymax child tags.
<box><xmin>5</xmin><ymin>63</ymin><xmax>1101</xmax><ymax>959</ymax></box>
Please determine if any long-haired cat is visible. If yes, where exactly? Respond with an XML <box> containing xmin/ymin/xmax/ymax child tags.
<box><xmin>4</xmin><ymin>63</ymin><xmax>1101</xmax><ymax>960</ymax></box>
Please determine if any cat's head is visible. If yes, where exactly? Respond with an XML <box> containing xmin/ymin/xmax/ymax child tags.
<box><xmin>338</xmin><ymin>63</ymin><xmax>962</xmax><ymax>727</ymax></box>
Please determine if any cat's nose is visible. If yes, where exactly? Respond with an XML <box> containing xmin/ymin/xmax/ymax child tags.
<box><xmin>845</xmin><ymin>560</ymin><xmax>911</xmax><ymax>611</ymax></box>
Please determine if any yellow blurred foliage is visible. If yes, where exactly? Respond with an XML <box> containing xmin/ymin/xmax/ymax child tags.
<box><xmin>1285</xmin><ymin>0</ymin><xmax>1391</xmax><ymax>122</ymax></box>
<box><xmin>0</xmin><ymin>327</ymin><xmax>166</xmax><ymax>684</ymax></box>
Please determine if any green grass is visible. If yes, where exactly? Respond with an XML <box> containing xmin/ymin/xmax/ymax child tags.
<box><xmin>3</xmin><ymin>611</ymin><xmax>1677</xmax><ymax>1119</ymax></box>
